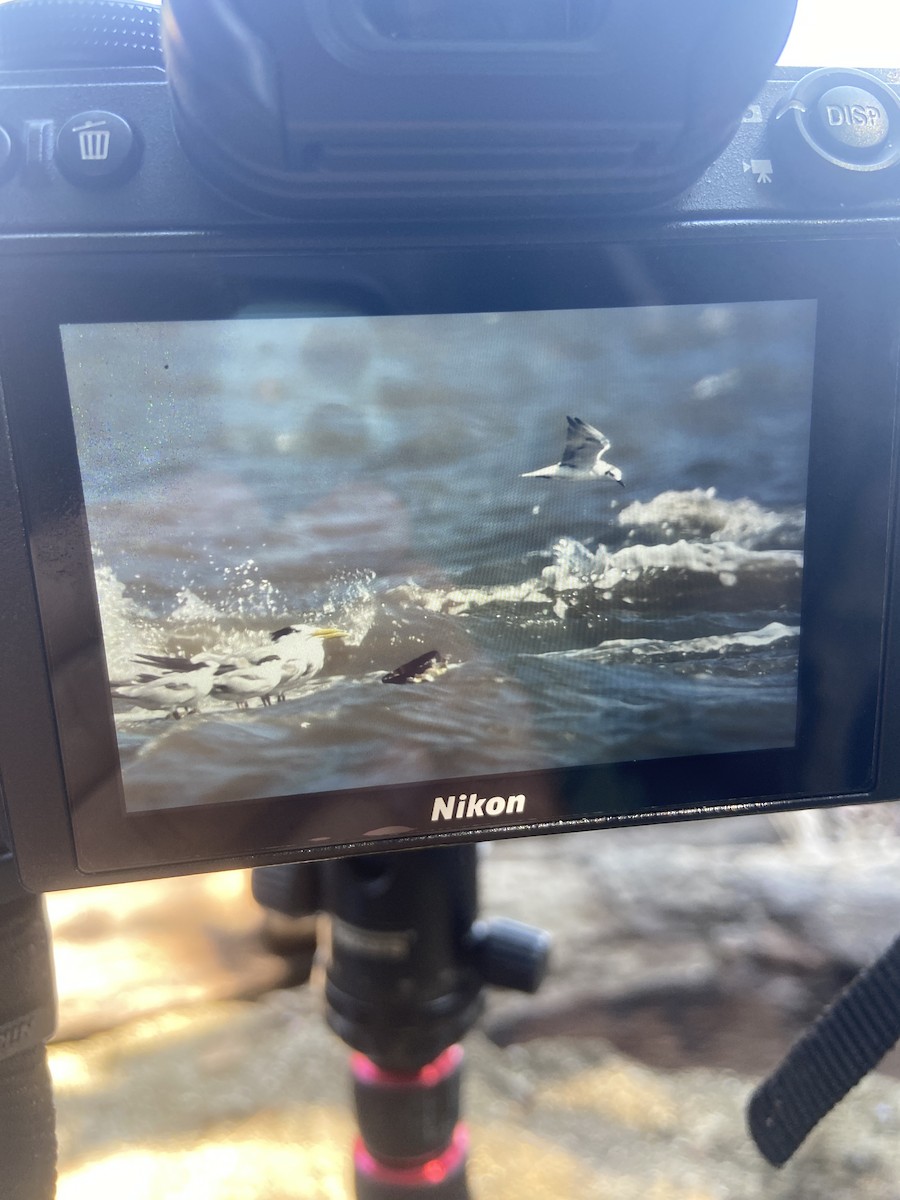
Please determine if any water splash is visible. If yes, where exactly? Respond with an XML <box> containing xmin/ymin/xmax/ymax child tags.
<box><xmin>540</xmin><ymin>535</ymin><xmax>801</xmax><ymax>601</ymax></box>
<box><xmin>618</xmin><ymin>488</ymin><xmax>805</xmax><ymax>551</ymax></box>
<box><xmin>96</xmin><ymin>551</ymin><xmax>380</xmax><ymax>672</ymax></box>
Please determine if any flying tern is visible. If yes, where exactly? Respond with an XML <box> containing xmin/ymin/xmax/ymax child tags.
<box><xmin>522</xmin><ymin>416</ymin><xmax>623</xmax><ymax>485</ymax></box>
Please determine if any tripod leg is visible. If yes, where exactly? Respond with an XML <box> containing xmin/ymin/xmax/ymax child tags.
<box><xmin>321</xmin><ymin>848</ymin><xmax>479</xmax><ymax>1197</ymax></box>
<box><xmin>323</xmin><ymin>846</ymin><xmax>548</xmax><ymax>1199</ymax></box>
<box><xmin>254</xmin><ymin>846</ymin><xmax>549</xmax><ymax>1199</ymax></box>
<box><xmin>353</xmin><ymin>1045</ymin><xmax>470</xmax><ymax>1199</ymax></box>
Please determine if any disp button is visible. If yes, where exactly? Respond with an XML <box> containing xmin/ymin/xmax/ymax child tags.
<box><xmin>817</xmin><ymin>85</ymin><xmax>889</xmax><ymax>153</ymax></box>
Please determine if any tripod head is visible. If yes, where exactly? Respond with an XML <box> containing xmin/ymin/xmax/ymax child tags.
<box><xmin>254</xmin><ymin>846</ymin><xmax>549</xmax><ymax>1196</ymax></box>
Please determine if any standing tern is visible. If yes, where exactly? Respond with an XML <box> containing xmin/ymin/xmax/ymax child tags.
<box><xmin>522</xmin><ymin>416</ymin><xmax>623</xmax><ymax>485</ymax></box>
<box><xmin>134</xmin><ymin>624</ymin><xmax>348</xmax><ymax>706</ymax></box>
<box><xmin>266</xmin><ymin>625</ymin><xmax>347</xmax><ymax>700</ymax></box>
<box><xmin>109</xmin><ymin>661</ymin><xmax>217</xmax><ymax>718</ymax></box>
<box><xmin>212</xmin><ymin>654</ymin><xmax>284</xmax><ymax>709</ymax></box>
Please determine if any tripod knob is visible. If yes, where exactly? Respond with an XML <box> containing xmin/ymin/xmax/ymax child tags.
<box><xmin>251</xmin><ymin>863</ymin><xmax>320</xmax><ymax>963</ymax></box>
<box><xmin>251</xmin><ymin>862</ymin><xmax>320</xmax><ymax>917</ymax></box>
<box><xmin>469</xmin><ymin>918</ymin><xmax>550</xmax><ymax>994</ymax></box>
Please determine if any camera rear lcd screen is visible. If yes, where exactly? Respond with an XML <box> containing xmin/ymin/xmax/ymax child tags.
<box><xmin>61</xmin><ymin>300</ymin><xmax>815</xmax><ymax>814</ymax></box>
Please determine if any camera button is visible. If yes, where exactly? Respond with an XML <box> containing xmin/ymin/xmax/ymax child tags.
<box><xmin>816</xmin><ymin>86</ymin><xmax>889</xmax><ymax>153</ymax></box>
<box><xmin>56</xmin><ymin>110</ymin><xmax>139</xmax><ymax>187</ymax></box>
<box><xmin>770</xmin><ymin>68</ymin><xmax>900</xmax><ymax>198</ymax></box>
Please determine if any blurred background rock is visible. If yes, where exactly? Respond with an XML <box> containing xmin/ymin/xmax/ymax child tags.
<box><xmin>46</xmin><ymin>804</ymin><xmax>900</xmax><ymax>1199</ymax></box>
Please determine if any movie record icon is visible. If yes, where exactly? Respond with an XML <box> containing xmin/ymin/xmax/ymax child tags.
<box><xmin>56</xmin><ymin>110</ymin><xmax>140</xmax><ymax>187</ymax></box>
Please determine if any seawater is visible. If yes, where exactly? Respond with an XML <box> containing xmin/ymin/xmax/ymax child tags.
<box><xmin>94</xmin><ymin>487</ymin><xmax>803</xmax><ymax>811</ymax></box>
<box><xmin>63</xmin><ymin>301</ymin><xmax>815</xmax><ymax>810</ymax></box>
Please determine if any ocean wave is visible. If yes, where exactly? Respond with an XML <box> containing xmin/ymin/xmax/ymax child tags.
<box><xmin>618</xmin><ymin>488</ymin><xmax>805</xmax><ymax>551</ymax></box>
<box><xmin>537</xmin><ymin>620</ymin><xmax>799</xmax><ymax>667</ymax></box>
<box><xmin>418</xmin><ymin>533</ymin><xmax>802</xmax><ymax>620</ymax></box>
<box><xmin>540</xmin><ymin>536</ymin><xmax>802</xmax><ymax>619</ymax></box>
<box><xmin>543</xmin><ymin>535</ymin><xmax>801</xmax><ymax>591</ymax></box>
<box><xmin>95</xmin><ymin>485</ymin><xmax>803</xmax><ymax>707</ymax></box>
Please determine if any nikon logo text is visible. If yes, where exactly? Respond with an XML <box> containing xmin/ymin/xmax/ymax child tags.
<box><xmin>431</xmin><ymin>793</ymin><xmax>526</xmax><ymax>822</ymax></box>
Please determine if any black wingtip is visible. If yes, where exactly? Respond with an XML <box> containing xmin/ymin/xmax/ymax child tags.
<box><xmin>270</xmin><ymin>626</ymin><xmax>296</xmax><ymax>641</ymax></box>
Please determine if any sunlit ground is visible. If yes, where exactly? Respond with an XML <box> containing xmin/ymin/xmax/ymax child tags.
<box><xmin>43</xmin><ymin>814</ymin><xmax>900</xmax><ymax>1200</ymax></box>
<box><xmin>47</xmin><ymin>986</ymin><xmax>738</xmax><ymax>1200</ymax></box>
<box><xmin>55</xmin><ymin>990</ymin><xmax>883</xmax><ymax>1200</ymax></box>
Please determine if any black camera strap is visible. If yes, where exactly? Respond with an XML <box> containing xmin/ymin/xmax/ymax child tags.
<box><xmin>748</xmin><ymin>932</ymin><xmax>900</xmax><ymax>1166</ymax></box>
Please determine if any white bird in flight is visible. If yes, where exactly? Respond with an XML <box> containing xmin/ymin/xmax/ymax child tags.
<box><xmin>522</xmin><ymin>416</ymin><xmax>623</xmax><ymax>485</ymax></box>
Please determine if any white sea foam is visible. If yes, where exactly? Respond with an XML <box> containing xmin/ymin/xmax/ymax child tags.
<box><xmin>402</xmin><ymin>528</ymin><xmax>802</xmax><ymax>619</ymax></box>
<box><xmin>540</xmin><ymin>536</ymin><xmax>802</xmax><ymax>596</ymax></box>
<box><xmin>411</xmin><ymin>578</ymin><xmax>548</xmax><ymax>617</ymax></box>
<box><xmin>540</xmin><ymin>621</ymin><xmax>799</xmax><ymax>666</ymax></box>
<box><xmin>618</xmin><ymin>488</ymin><xmax>805</xmax><ymax>550</ymax></box>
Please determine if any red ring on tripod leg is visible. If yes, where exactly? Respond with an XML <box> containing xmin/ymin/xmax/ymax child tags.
<box><xmin>354</xmin><ymin>1123</ymin><xmax>469</xmax><ymax>1189</ymax></box>
<box><xmin>352</xmin><ymin>1044</ymin><xmax>464</xmax><ymax>1088</ymax></box>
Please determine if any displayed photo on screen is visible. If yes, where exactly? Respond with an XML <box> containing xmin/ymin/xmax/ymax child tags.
<box><xmin>62</xmin><ymin>299</ymin><xmax>817</xmax><ymax>811</ymax></box>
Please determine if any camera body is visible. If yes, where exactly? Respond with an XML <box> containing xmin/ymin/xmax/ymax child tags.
<box><xmin>2</xmin><ymin>0</ymin><xmax>900</xmax><ymax>894</ymax></box>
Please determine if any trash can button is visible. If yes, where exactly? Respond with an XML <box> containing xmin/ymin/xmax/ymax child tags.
<box><xmin>56</xmin><ymin>110</ymin><xmax>139</xmax><ymax>187</ymax></box>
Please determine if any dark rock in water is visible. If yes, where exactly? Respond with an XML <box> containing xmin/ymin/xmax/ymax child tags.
<box><xmin>381</xmin><ymin>649</ymin><xmax>448</xmax><ymax>684</ymax></box>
